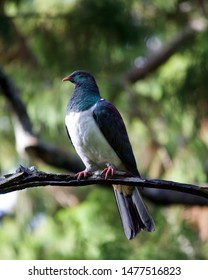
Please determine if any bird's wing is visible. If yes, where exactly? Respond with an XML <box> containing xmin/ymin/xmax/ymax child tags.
<box><xmin>93</xmin><ymin>99</ymin><xmax>139</xmax><ymax>175</ymax></box>
<box><xmin>65</xmin><ymin>125</ymin><xmax>72</xmax><ymax>145</ymax></box>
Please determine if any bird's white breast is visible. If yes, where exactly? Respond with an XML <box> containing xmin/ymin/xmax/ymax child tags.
<box><xmin>65</xmin><ymin>104</ymin><xmax>122</xmax><ymax>171</ymax></box>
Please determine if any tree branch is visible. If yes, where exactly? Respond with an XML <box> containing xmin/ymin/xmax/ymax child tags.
<box><xmin>125</xmin><ymin>19</ymin><xmax>208</xmax><ymax>83</ymax></box>
<box><xmin>0</xmin><ymin>67</ymin><xmax>83</xmax><ymax>172</ymax></box>
<box><xmin>1</xmin><ymin>166</ymin><xmax>208</xmax><ymax>202</ymax></box>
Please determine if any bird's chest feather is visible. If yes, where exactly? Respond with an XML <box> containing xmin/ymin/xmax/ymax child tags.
<box><xmin>65</xmin><ymin>105</ymin><xmax>122</xmax><ymax>169</ymax></box>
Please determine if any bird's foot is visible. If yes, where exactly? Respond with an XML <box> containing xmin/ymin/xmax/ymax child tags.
<box><xmin>101</xmin><ymin>165</ymin><xmax>115</xmax><ymax>180</ymax></box>
<box><xmin>75</xmin><ymin>171</ymin><xmax>91</xmax><ymax>180</ymax></box>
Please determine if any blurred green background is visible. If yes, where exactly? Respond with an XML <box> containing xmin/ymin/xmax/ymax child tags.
<box><xmin>0</xmin><ymin>0</ymin><xmax>208</xmax><ymax>259</ymax></box>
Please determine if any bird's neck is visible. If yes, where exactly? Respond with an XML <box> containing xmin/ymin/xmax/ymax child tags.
<box><xmin>67</xmin><ymin>82</ymin><xmax>100</xmax><ymax>112</ymax></box>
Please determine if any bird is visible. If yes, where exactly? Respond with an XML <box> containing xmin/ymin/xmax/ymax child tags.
<box><xmin>62</xmin><ymin>70</ymin><xmax>155</xmax><ymax>240</ymax></box>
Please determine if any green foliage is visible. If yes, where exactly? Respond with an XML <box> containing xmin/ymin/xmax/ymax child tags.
<box><xmin>0</xmin><ymin>0</ymin><xmax>208</xmax><ymax>260</ymax></box>
<box><xmin>1</xmin><ymin>188</ymin><xmax>207</xmax><ymax>260</ymax></box>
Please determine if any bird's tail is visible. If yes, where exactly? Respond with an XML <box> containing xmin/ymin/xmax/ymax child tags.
<box><xmin>113</xmin><ymin>185</ymin><xmax>155</xmax><ymax>240</ymax></box>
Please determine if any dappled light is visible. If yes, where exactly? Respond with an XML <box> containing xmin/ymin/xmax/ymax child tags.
<box><xmin>0</xmin><ymin>0</ymin><xmax>208</xmax><ymax>260</ymax></box>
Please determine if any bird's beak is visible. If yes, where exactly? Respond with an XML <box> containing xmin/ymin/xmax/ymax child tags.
<box><xmin>62</xmin><ymin>76</ymin><xmax>71</xmax><ymax>82</ymax></box>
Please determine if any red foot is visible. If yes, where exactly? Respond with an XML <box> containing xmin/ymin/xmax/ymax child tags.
<box><xmin>75</xmin><ymin>171</ymin><xmax>91</xmax><ymax>180</ymax></box>
<box><xmin>101</xmin><ymin>166</ymin><xmax>115</xmax><ymax>179</ymax></box>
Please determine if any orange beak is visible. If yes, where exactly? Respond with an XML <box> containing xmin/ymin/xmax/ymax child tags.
<box><xmin>62</xmin><ymin>76</ymin><xmax>71</xmax><ymax>82</ymax></box>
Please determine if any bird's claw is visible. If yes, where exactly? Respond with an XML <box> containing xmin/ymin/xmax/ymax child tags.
<box><xmin>75</xmin><ymin>171</ymin><xmax>91</xmax><ymax>180</ymax></box>
<box><xmin>101</xmin><ymin>166</ymin><xmax>115</xmax><ymax>179</ymax></box>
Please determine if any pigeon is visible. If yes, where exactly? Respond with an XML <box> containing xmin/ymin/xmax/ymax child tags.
<box><xmin>63</xmin><ymin>70</ymin><xmax>155</xmax><ymax>239</ymax></box>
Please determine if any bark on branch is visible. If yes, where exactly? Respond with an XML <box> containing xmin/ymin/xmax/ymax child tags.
<box><xmin>1</xmin><ymin>166</ymin><xmax>208</xmax><ymax>202</ymax></box>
